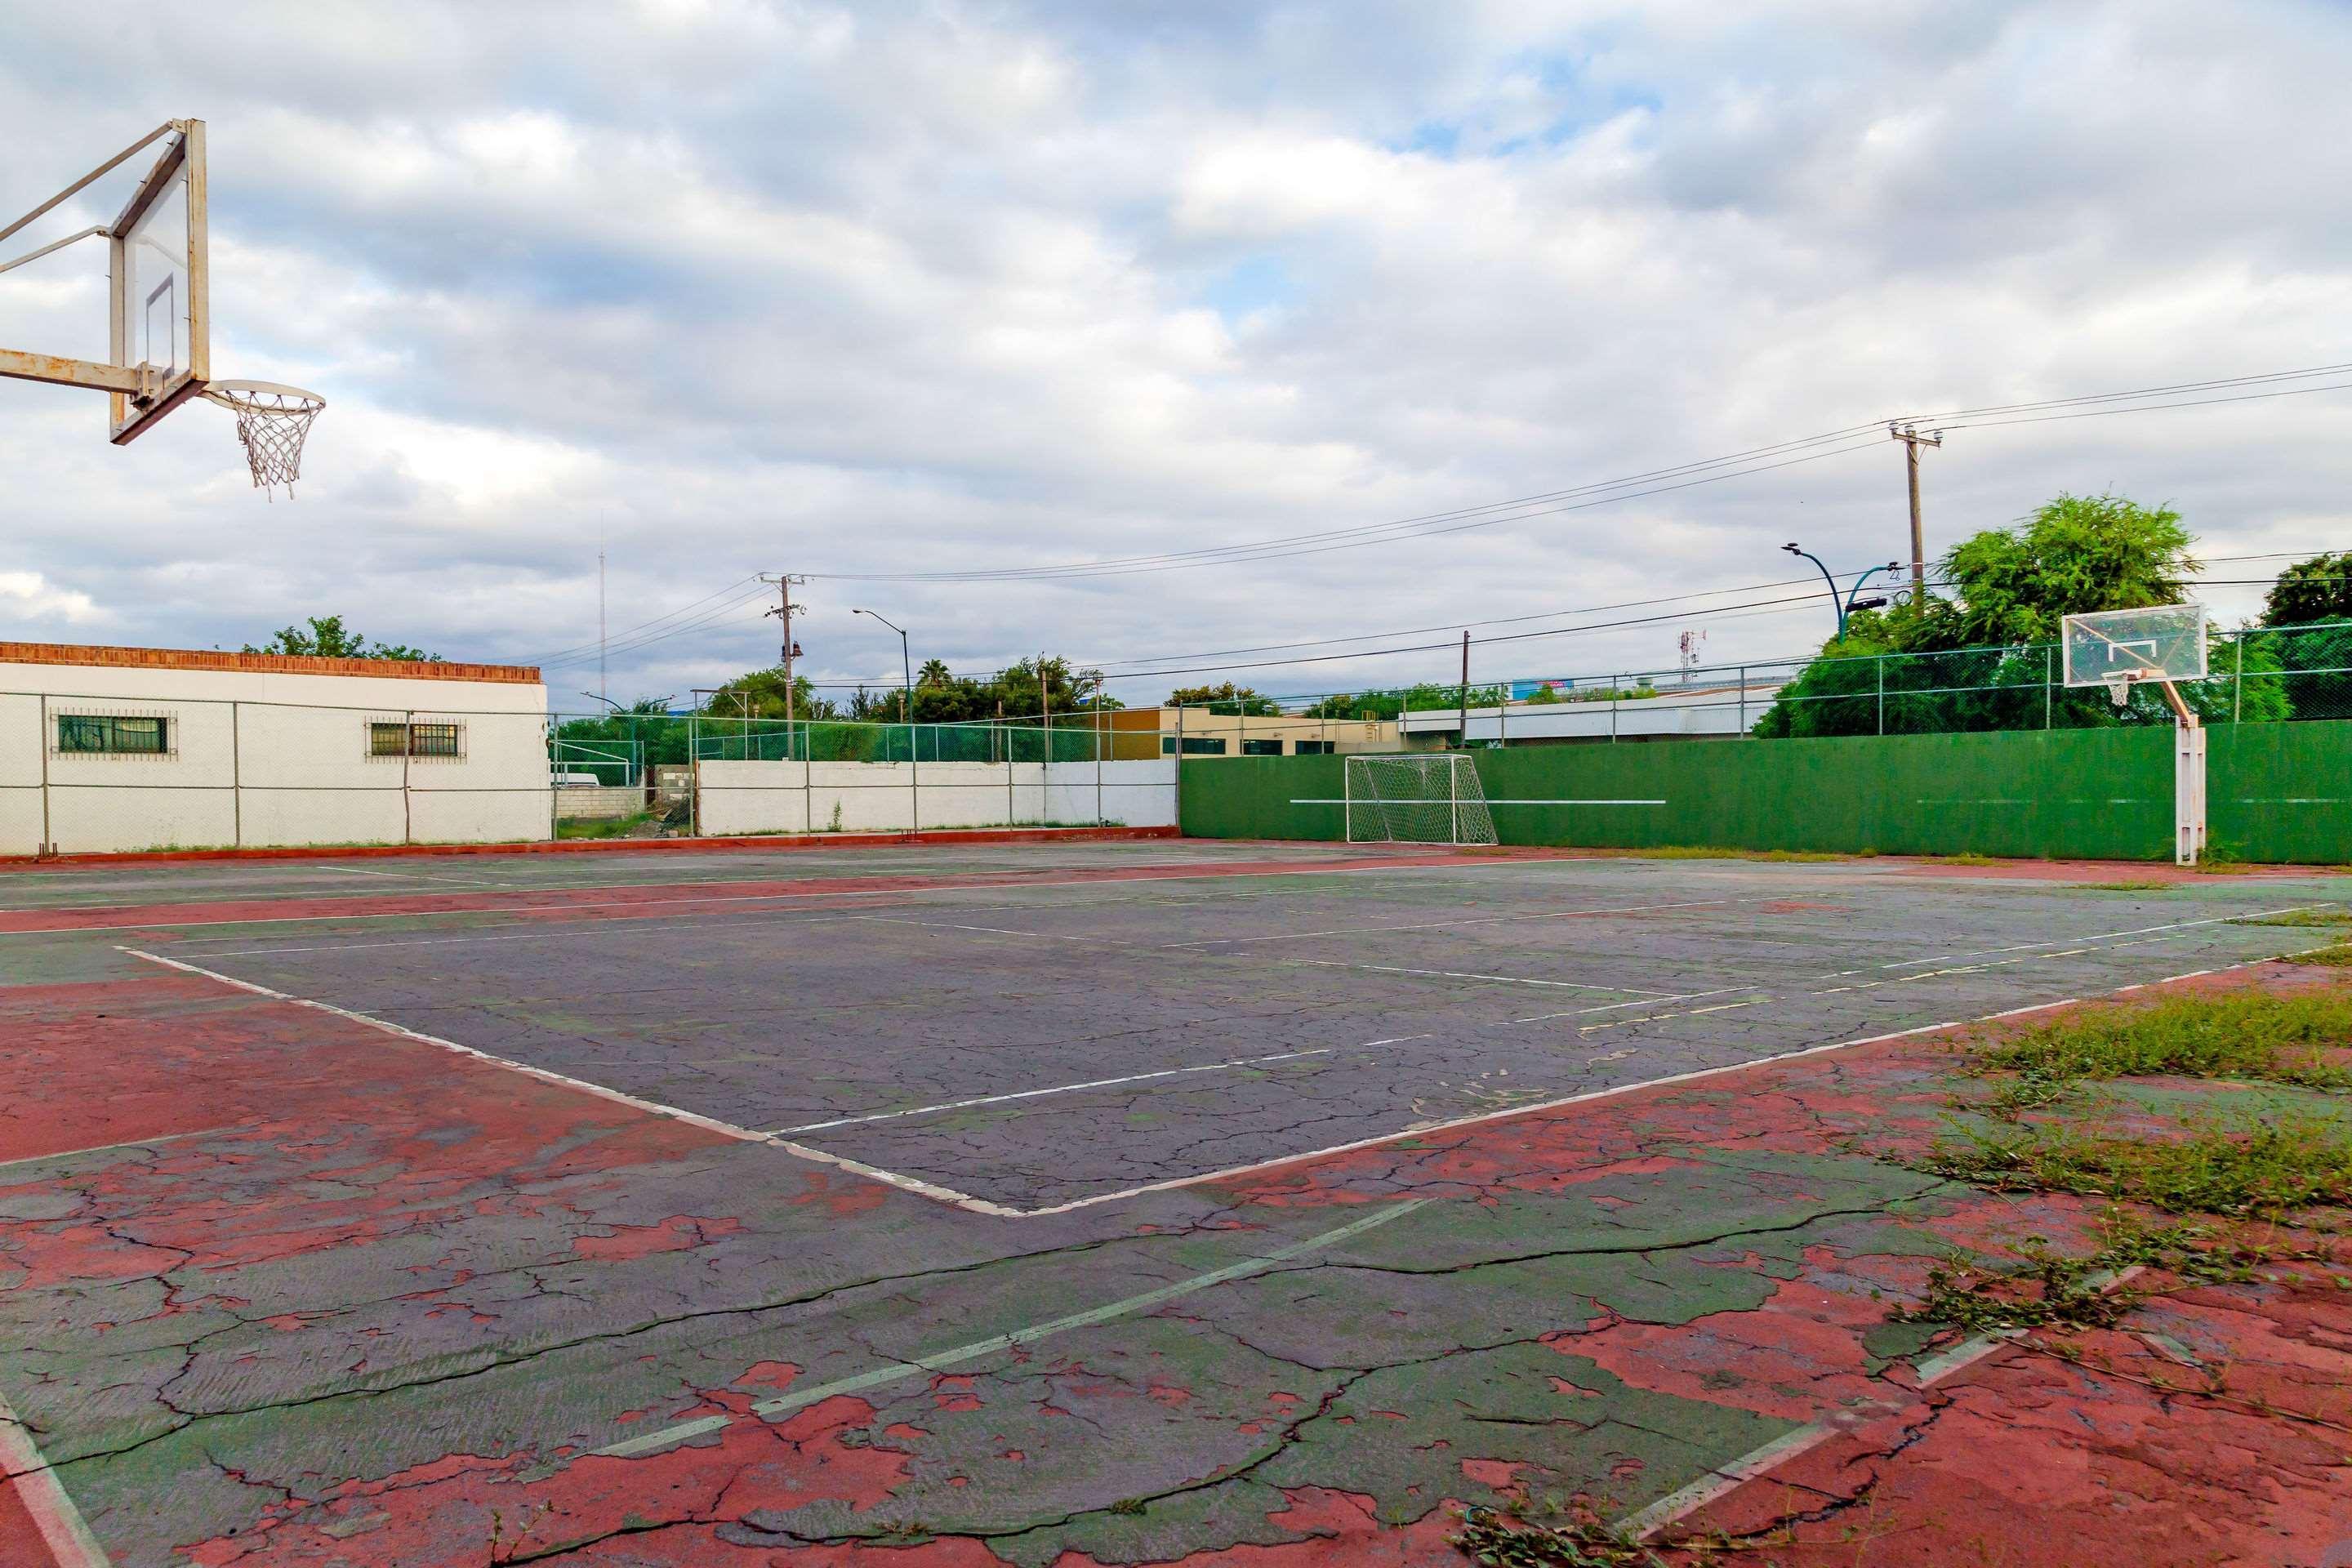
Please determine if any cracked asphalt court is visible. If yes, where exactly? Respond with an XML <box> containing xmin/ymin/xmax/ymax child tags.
<box><xmin>2</xmin><ymin>839</ymin><xmax>2347</xmax><ymax>1565</ymax></box>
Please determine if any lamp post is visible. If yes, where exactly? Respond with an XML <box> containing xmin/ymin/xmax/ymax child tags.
<box><xmin>1843</xmin><ymin>560</ymin><xmax>1906</xmax><ymax>619</ymax></box>
<box><xmin>1784</xmin><ymin>543</ymin><xmax>1886</xmax><ymax>639</ymax></box>
<box><xmin>852</xmin><ymin>608</ymin><xmax>913</xmax><ymax>724</ymax></box>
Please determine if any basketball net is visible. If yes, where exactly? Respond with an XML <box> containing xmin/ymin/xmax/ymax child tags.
<box><xmin>202</xmin><ymin>381</ymin><xmax>325</xmax><ymax>499</ymax></box>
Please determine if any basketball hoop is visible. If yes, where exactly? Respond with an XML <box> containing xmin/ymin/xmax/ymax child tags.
<box><xmin>202</xmin><ymin>380</ymin><xmax>324</xmax><ymax>498</ymax></box>
<box><xmin>2104</xmin><ymin>672</ymin><xmax>2136</xmax><ymax>708</ymax></box>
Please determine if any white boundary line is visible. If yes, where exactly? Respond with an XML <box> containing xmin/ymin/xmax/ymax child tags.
<box><xmin>1280</xmin><ymin>959</ymin><xmax>1671</xmax><ymax>996</ymax></box>
<box><xmin>0</xmin><ymin>1127</ymin><xmax>239</xmax><ymax>1179</ymax></box>
<box><xmin>118</xmin><ymin>946</ymin><xmax>1027</xmax><ymax>1218</ymax></box>
<box><xmin>114</xmin><ymin>932</ymin><xmax>2330</xmax><ymax>1224</ymax></box>
<box><xmin>768</xmin><ymin>1045</ymin><xmax>1354</xmax><ymax>1134</ymax></box>
<box><xmin>1160</xmin><ymin>896</ymin><xmax>1744</xmax><ymax>948</ymax></box>
<box><xmin>1615</xmin><ymin>1264</ymin><xmax>2146</xmax><ymax>1541</ymax></box>
<box><xmin>590</xmin><ymin>1197</ymin><xmax>1431</xmax><ymax>1459</ymax></box>
<box><xmin>0</xmin><ymin>1387</ymin><xmax>109</xmax><ymax>1568</ymax></box>
<box><xmin>1</xmin><ymin>853</ymin><xmax>1562</xmax><ymax>938</ymax></box>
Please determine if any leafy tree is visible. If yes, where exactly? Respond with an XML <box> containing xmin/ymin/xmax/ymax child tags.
<box><xmin>917</xmin><ymin>657</ymin><xmax>953</xmax><ymax>687</ymax></box>
<box><xmin>1297</xmin><ymin>684</ymin><xmax>1503</xmax><ymax>719</ymax></box>
<box><xmin>246</xmin><ymin>614</ymin><xmax>439</xmax><ymax>662</ymax></box>
<box><xmin>1755</xmin><ymin>493</ymin><xmax>2224</xmax><ymax>737</ymax></box>
<box><xmin>705</xmin><ymin>667</ymin><xmax>837</xmax><ymax>721</ymax></box>
<box><xmin>2252</xmin><ymin>551</ymin><xmax>2352</xmax><ymax>721</ymax></box>
<box><xmin>1166</xmin><ymin>681</ymin><xmax>1281</xmax><ymax>715</ymax></box>
<box><xmin>2262</xmin><ymin>551</ymin><xmax>2352</xmax><ymax>627</ymax></box>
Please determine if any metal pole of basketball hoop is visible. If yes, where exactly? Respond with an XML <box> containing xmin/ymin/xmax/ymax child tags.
<box><xmin>2102</xmin><ymin>666</ymin><xmax>2205</xmax><ymax>868</ymax></box>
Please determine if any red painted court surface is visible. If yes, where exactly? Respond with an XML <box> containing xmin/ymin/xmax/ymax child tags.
<box><xmin>1</xmin><ymin>840</ymin><xmax>2346</xmax><ymax>1566</ymax></box>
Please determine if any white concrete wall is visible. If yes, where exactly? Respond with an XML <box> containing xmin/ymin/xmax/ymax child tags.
<box><xmin>696</xmin><ymin>757</ymin><xmax>1176</xmax><ymax>835</ymax></box>
<box><xmin>0</xmin><ymin>662</ymin><xmax>553</xmax><ymax>855</ymax></box>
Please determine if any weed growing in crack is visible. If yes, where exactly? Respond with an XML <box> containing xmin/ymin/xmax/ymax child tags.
<box><xmin>1451</xmin><ymin>1503</ymin><xmax>1670</xmax><ymax>1566</ymax></box>
<box><xmin>1895</xmin><ymin>1213</ymin><xmax>2345</xmax><ymax>1347</ymax></box>
<box><xmin>2233</xmin><ymin>907</ymin><xmax>2352</xmax><ymax>928</ymax></box>
<box><xmin>2286</xmin><ymin>942</ymin><xmax>2352</xmax><ymax>968</ymax></box>
<box><xmin>1970</xmin><ymin>990</ymin><xmax>2352</xmax><ymax>1095</ymax></box>
<box><xmin>1919</xmin><ymin>1111</ymin><xmax>2352</xmax><ymax>1216</ymax></box>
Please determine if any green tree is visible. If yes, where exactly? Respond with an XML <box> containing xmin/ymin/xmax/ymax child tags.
<box><xmin>245</xmin><ymin>614</ymin><xmax>439</xmax><ymax>662</ymax></box>
<box><xmin>1166</xmin><ymin>681</ymin><xmax>1281</xmax><ymax>715</ymax></box>
<box><xmin>916</xmin><ymin>657</ymin><xmax>953</xmax><ymax>687</ymax></box>
<box><xmin>2262</xmin><ymin>551</ymin><xmax>2352</xmax><ymax>626</ymax></box>
<box><xmin>2253</xmin><ymin>551</ymin><xmax>2352</xmax><ymax>721</ymax></box>
<box><xmin>1756</xmin><ymin>494</ymin><xmax>2209</xmax><ymax>738</ymax></box>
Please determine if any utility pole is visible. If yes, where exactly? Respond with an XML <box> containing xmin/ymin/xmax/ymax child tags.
<box><xmin>1889</xmin><ymin>423</ymin><xmax>1944</xmax><ymax>597</ymax></box>
<box><xmin>760</xmin><ymin>573</ymin><xmax>807</xmax><ymax>747</ymax></box>
<box><xmin>1457</xmin><ymin>630</ymin><xmax>1470</xmax><ymax>749</ymax></box>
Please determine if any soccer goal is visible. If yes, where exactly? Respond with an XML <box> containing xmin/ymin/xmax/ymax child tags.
<box><xmin>1344</xmin><ymin>754</ymin><xmax>1499</xmax><ymax>846</ymax></box>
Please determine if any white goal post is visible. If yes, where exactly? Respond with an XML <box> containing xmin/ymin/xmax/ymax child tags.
<box><xmin>1344</xmin><ymin>754</ymin><xmax>1499</xmax><ymax>846</ymax></box>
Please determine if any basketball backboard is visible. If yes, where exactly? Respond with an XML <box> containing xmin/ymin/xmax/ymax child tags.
<box><xmin>2061</xmin><ymin>604</ymin><xmax>2207</xmax><ymax>688</ymax></box>
<box><xmin>0</xmin><ymin>120</ymin><xmax>210</xmax><ymax>443</ymax></box>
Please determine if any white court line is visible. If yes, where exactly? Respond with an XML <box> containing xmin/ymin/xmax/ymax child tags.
<box><xmin>1280</xmin><ymin>959</ymin><xmax>1670</xmax><ymax>996</ymax></box>
<box><xmin>1578</xmin><ymin>998</ymin><xmax>1771</xmax><ymax>1032</ymax></box>
<box><xmin>114</xmin><ymin>924</ymin><xmax>2334</xmax><ymax>1226</ymax></box>
<box><xmin>0</xmin><ymin>1126</ymin><xmax>241</xmax><ymax>1179</ymax></box>
<box><xmin>1616</xmin><ymin>1264</ymin><xmax>2147</xmax><ymax>1541</ymax></box>
<box><xmin>7</xmin><ymin>854</ymin><xmax>1561</xmax><ymax>938</ymax></box>
<box><xmin>1814</xmin><ymin>905</ymin><xmax>2324</xmax><ymax>978</ymax></box>
<box><xmin>117</xmin><ymin>946</ymin><xmax>1027</xmax><ymax>1219</ymax></box>
<box><xmin>770</xmin><ymin>1045</ymin><xmax>1365</xmax><ymax>1134</ymax></box>
<box><xmin>1510</xmin><ymin>985</ymin><xmax>1761</xmax><ymax>1024</ymax></box>
<box><xmin>591</xmin><ymin>1197</ymin><xmax>1429</xmax><ymax>1459</ymax></box>
<box><xmin>320</xmin><ymin>864</ymin><xmax>521</xmax><ymax>889</ymax></box>
<box><xmin>852</xmin><ymin>915</ymin><xmax>1138</xmax><ymax>947</ymax></box>
<box><xmin>0</xmin><ymin>1387</ymin><xmax>110</xmax><ymax>1568</ymax></box>
<box><xmin>1161</xmin><ymin>897</ymin><xmax>1744</xmax><ymax>948</ymax></box>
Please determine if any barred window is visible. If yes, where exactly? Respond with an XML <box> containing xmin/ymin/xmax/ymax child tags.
<box><xmin>368</xmin><ymin>721</ymin><xmax>464</xmax><ymax>759</ymax></box>
<box><xmin>56</xmin><ymin>715</ymin><xmax>170</xmax><ymax>755</ymax></box>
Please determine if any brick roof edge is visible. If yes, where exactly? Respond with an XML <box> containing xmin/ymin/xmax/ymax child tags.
<box><xmin>0</xmin><ymin>643</ymin><xmax>541</xmax><ymax>684</ymax></box>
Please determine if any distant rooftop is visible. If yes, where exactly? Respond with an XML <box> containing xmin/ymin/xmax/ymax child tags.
<box><xmin>0</xmin><ymin>641</ymin><xmax>541</xmax><ymax>684</ymax></box>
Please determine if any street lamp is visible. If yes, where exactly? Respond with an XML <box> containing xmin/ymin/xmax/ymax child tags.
<box><xmin>851</xmin><ymin>608</ymin><xmax>913</xmax><ymax>724</ymax></box>
<box><xmin>1781</xmin><ymin>543</ymin><xmax>1849</xmax><ymax>636</ymax></box>
<box><xmin>1843</xmin><ymin>561</ymin><xmax>1906</xmax><ymax>620</ymax></box>
<box><xmin>579</xmin><ymin>692</ymin><xmax>625</xmax><ymax>714</ymax></box>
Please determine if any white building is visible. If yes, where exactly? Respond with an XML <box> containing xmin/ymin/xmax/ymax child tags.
<box><xmin>1397</xmin><ymin>679</ymin><xmax>1789</xmax><ymax>745</ymax></box>
<box><xmin>0</xmin><ymin>643</ymin><xmax>551</xmax><ymax>855</ymax></box>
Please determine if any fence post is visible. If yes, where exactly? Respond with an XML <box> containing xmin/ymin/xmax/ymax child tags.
<box><xmin>1876</xmin><ymin>655</ymin><xmax>1885</xmax><ymax>736</ymax></box>
<box><xmin>2234</xmin><ymin>634</ymin><xmax>2244</xmax><ymax>724</ymax></box>
<box><xmin>231</xmin><ymin>701</ymin><xmax>243</xmax><ymax>848</ymax></box>
<box><xmin>2044</xmin><ymin>644</ymin><xmax>2054</xmax><ymax>729</ymax></box>
<box><xmin>403</xmin><ymin>707</ymin><xmax>414</xmax><ymax>845</ymax></box>
<box><xmin>36</xmin><ymin>697</ymin><xmax>52</xmax><ymax>856</ymax></box>
<box><xmin>1737</xmin><ymin>668</ymin><xmax>1746</xmax><ymax>736</ymax></box>
<box><xmin>909</xmin><ymin>719</ymin><xmax>920</xmax><ymax>834</ymax></box>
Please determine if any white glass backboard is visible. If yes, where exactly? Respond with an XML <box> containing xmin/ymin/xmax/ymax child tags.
<box><xmin>2061</xmin><ymin>604</ymin><xmax>2207</xmax><ymax>687</ymax></box>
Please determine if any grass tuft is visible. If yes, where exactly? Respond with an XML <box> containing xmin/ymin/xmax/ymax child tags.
<box><xmin>2074</xmin><ymin>880</ymin><xmax>2174</xmax><ymax>892</ymax></box>
<box><xmin>2286</xmin><ymin>943</ymin><xmax>2352</xmax><ymax>968</ymax></box>
<box><xmin>1973</xmin><ymin>991</ymin><xmax>2352</xmax><ymax>1093</ymax></box>
<box><xmin>1893</xmin><ymin>1218</ymin><xmax>2335</xmax><ymax>1334</ymax></box>
<box><xmin>1919</xmin><ymin>1111</ymin><xmax>2352</xmax><ymax>1217</ymax></box>
<box><xmin>2232</xmin><ymin>907</ymin><xmax>2352</xmax><ymax>928</ymax></box>
<box><xmin>1452</xmin><ymin>1505</ymin><xmax>1666</xmax><ymax>1566</ymax></box>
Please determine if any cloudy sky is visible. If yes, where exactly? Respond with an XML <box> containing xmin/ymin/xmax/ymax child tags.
<box><xmin>3</xmin><ymin>0</ymin><xmax>2346</xmax><ymax>713</ymax></box>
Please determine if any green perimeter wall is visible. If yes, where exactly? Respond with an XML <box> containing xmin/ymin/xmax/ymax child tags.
<box><xmin>1180</xmin><ymin>719</ymin><xmax>2352</xmax><ymax>864</ymax></box>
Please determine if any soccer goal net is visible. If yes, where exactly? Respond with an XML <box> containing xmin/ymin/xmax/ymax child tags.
<box><xmin>1344</xmin><ymin>754</ymin><xmax>1499</xmax><ymax>846</ymax></box>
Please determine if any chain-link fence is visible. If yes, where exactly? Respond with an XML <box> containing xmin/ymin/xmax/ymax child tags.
<box><xmin>1748</xmin><ymin>621</ymin><xmax>2352</xmax><ymax>738</ymax></box>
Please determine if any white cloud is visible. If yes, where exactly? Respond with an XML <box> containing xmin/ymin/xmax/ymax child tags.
<box><xmin>2</xmin><ymin>0</ymin><xmax>2346</xmax><ymax>708</ymax></box>
<box><xmin>0</xmin><ymin>572</ymin><xmax>104</xmax><ymax>627</ymax></box>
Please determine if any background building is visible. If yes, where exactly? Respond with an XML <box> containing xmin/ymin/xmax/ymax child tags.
<box><xmin>0</xmin><ymin>644</ymin><xmax>550</xmax><ymax>854</ymax></box>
